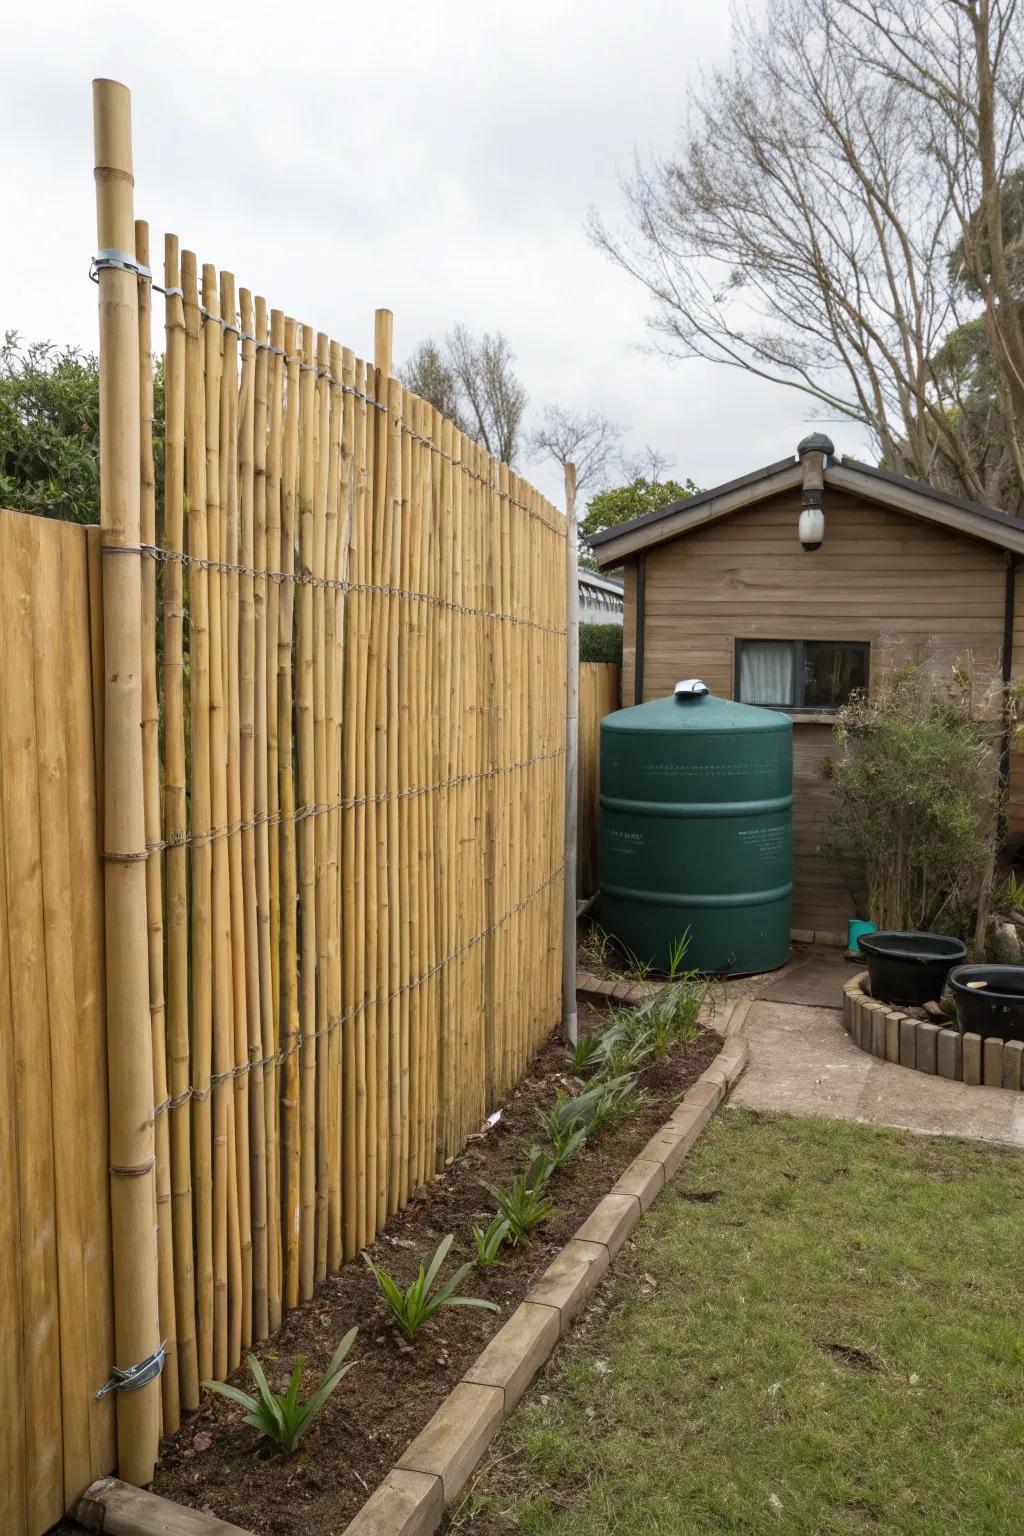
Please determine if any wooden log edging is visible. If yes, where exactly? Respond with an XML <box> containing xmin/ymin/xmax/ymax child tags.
<box><xmin>76</xmin><ymin>1034</ymin><xmax>748</xmax><ymax>1536</ymax></box>
<box><xmin>843</xmin><ymin>972</ymin><xmax>1024</xmax><ymax>1092</ymax></box>
<box><xmin>574</xmin><ymin>968</ymin><xmax>662</xmax><ymax>1008</ymax></box>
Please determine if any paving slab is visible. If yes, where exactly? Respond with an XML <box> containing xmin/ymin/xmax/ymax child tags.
<box><xmin>730</xmin><ymin>997</ymin><xmax>1024</xmax><ymax>1148</ymax></box>
<box><xmin>755</xmin><ymin>953</ymin><xmax>858</xmax><ymax>1009</ymax></box>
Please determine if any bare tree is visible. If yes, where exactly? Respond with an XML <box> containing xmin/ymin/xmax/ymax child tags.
<box><xmin>445</xmin><ymin>326</ymin><xmax>527</xmax><ymax>464</ymax></box>
<box><xmin>618</xmin><ymin>444</ymin><xmax>675</xmax><ymax>483</ymax></box>
<box><xmin>591</xmin><ymin>0</ymin><xmax>1024</xmax><ymax>511</ymax></box>
<box><xmin>398</xmin><ymin>325</ymin><xmax>528</xmax><ymax>464</ymax></box>
<box><xmin>398</xmin><ymin>339</ymin><xmax>464</xmax><ymax>429</ymax></box>
<box><xmin>530</xmin><ymin>405</ymin><xmax>624</xmax><ymax>493</ymax></box>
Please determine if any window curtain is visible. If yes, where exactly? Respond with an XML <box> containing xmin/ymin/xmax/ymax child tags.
<box><xmin>739</xmin><ymin>641</ymin><xmax>794</xmax><ymax>705</ymax></box>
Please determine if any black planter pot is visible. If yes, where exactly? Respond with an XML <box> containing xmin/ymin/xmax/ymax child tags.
<box><xmin>856</xmin><ymin>930</ymin><xmax>967</xmax><ymax>1007</ymax></box>
<box><xmin>948</xmin><ymin>965</ymin><xmax>1024</xmax><ymax>1043</ymax></box>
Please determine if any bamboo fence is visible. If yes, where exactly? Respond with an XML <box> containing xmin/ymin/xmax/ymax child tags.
<box><xmin>35</xmin><ymin>77</ymin><xmax>569</xmax><ymax>1524</ymax></box>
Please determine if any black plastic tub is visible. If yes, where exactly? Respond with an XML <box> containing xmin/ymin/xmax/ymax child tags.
<box><xmin>856</xmin><ymin>930</ymin><xmax>967</xmax><ymax>1006</ymax></box>
<box><xmin>948</xmin><ymin>965</ymin><xmax>1024</xmax><ymax>1042</ymax></box>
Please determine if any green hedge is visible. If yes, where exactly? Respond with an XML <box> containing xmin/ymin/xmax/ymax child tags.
<box><xmin>579</xmin><ymin>623</ymin><xmax>623</xmax><ymax>664</ymax></box>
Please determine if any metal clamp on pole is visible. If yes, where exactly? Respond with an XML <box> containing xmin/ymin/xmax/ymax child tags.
<box><xmin>89</xmin><ymin>247</ymin><xmax>153</xmax><ymax>283</ymax></box>
<box><xmin>96</xmin><ymin>1342</ymin><xmax>166</xmax><ymax>1400</ymax></box>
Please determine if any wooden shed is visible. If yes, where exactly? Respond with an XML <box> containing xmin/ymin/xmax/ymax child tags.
<box><xmin>588</xmin><ymin>435</ymin><xmax>1024</xmax><ymax>939</ymax></box>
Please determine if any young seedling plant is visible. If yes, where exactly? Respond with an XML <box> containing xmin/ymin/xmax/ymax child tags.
<box><xmin>202</xmin><ymin>1327</ymin><xmax>359</xmax><ymax>1452</ymax></box>
<box><xmin>470</xmin><ymin>1214</ymin><xmax>511</xmax><ymax>1267</ymax></box>
<box><xmin>486</xmin><ymin>1151</ymin><xmax>559</xmax><ymax>1247</ymax></box>
<box><xmin>363</xmin><ymin>1232</ymin><xmax>499</xmax><ymax>1341</ymax></box>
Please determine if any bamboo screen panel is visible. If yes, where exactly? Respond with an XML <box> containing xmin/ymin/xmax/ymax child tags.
<box><xmin>0</xmin><ymin>510</ymin><xmax>116</xmax><ymax>1535</ymax></box>
<box><xmin>140</xmin><ymin>229</ymin><xmax>567</xmax><ymax>1427</ymax></box>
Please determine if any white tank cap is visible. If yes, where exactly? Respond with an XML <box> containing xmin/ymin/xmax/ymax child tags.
<box><xmin>674</xmin><ymin>678</ymin><xmax>710</xmax><ymax>698</ymax></box>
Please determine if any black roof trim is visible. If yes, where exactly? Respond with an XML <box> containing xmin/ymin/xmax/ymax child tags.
<box><xmin>836</xmin><ymin>456</ymin><xmax>1019</xmax><ymax>531</ymax></box>
<box><xmin>586</xmin><ymin>455</ymin><xmax>798</xmax><ymax>547</ymax></box>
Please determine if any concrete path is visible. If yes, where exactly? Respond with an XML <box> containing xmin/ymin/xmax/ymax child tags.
<box><xmin>729</xmin><ymin>953</ymin><xmax>1024</xmax><ymax>1148</ymax></box>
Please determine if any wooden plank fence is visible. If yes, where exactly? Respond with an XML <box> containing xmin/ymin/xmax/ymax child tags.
<box><xmin>0</xmin><ymin>512</ymin><xmax>115</xmax><ymax>1535</ymax></box>
<box><xmin>577</xmin><ymin>662</ymin><xmax>619</xmax><ymax>897</ymax></box>
<box><xmin>0</xmin><ymin>79</ymin><xmax>570</xmax><ymax>1536</ymax></box>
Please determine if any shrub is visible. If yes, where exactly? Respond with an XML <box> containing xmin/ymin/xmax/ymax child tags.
<box><xmin>0</xmin><ymin>332</ymin><xmax>165</xmax><ymax>525</ymax></box>
<box><xmin>363</xmin><ymin>1233</ymin><xmax>499</xmax><ymax>1341</ymax></box>
<box><xmin>202</xmin><ymin>1328</ymin><xmax>358</xmax><ymax>1452</ymax></box>
<box><xmin>821</xmin><ymin>668</ymin><xmax>1005</xmax><ymax>936</ymax></box>
<box><xmin>579</xmin><ymin>623</ymin><xmax>623</xmax><ymax>664</ymax></box>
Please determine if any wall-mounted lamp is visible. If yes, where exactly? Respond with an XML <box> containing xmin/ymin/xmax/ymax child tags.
<box><xmin>796</xmin><ymin>432</ymin><xmax>834</xmax><ymax>552</ymax></box>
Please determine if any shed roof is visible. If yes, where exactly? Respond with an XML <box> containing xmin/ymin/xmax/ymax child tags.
<box><xmin>588</xmin><ymin>453</ymin><xmax>1024</xmax><ymax>566</ymax></box>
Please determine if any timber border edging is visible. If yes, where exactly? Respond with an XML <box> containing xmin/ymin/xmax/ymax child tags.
<box><xmin>843</xmin><ymin>972</ymin><xmax>1024</xmax><ymax>1092</ymax></box>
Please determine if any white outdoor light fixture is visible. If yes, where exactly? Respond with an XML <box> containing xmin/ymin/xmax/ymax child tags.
<box><xmin>798</xmin><ymin>505</ymin><xmax>825</xmax><ymax>550</ymax></box>
<box><xmin>796</xmin><ymin>432</ymin><xmax>833</xmax><ymax>551</ymax></box>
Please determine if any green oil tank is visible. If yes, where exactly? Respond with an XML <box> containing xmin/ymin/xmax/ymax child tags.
<box><xmin>598</xmin><ymin>680</ymin><xmax>792</xmax><ymax>974</ymax></box>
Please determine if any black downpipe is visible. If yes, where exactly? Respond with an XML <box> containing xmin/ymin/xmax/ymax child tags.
<box><xmin>1001</xmin><ymin>552</ymin><xmax>1016</xmax><ymax>839</ymax></box>
<box><xmin>634</xmin><ymin>552</ymin><xmax>646</xmax><ymax>706</ymax></box>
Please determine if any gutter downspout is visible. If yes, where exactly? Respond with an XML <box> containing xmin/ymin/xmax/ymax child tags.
<box><xmin>634</xmin><ymin>551</ymin><xmax>646</xmax><ymax>705</ymax></box>
<box><xmin>562</xmin><ymin>463</ymin><xmax>579</xmax><ymax>1047</ymax></box>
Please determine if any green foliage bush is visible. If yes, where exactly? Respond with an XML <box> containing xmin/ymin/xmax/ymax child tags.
<box><xmin>822</xmin><ymin>668</ymin><xmax>1006</xmax><ymax>935</ymax></box>
<box><xmin>579</xmin><ymin>623</ymin><xmax>622</xmax><ymax>664</ymax></box>
<box><xmin>0</xmin><ymin>332</ymin><xmax>164</xmax><ymax>525</ymax></box>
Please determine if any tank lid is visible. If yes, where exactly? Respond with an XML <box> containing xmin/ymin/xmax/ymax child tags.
<box><xmin>603</xmin><ymin>690</ymin><xmax>792</xmax><ymax>735</ymax></box>
<box><xmin>674</xmin><ymin>677</ymin><xmax>710</xmax><ymax>700</ymax></box>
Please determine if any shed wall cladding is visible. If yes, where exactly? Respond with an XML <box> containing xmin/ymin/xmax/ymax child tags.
<box><xmin>619</xmin><ymin>487</ymin><xmax>1016</xmax><ymax>936</ymax></box>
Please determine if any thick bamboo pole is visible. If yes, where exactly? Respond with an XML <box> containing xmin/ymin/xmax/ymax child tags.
<box><xmin>91</xmin><ymin>77</ymin><xmax>161</xmax><ymax>1486</ymax></box>
<box><xmin>162</xmin><ymin>235</ymin><xmax>198</xmax><ymax>1411</ymax></box>
<box><xmin>182</xmin><ymin>250</ymin><xmax>214</xmax><ymax>1385</ymax></box>
<box><xmin>562</xmin><ymin>463</ymin><xmax>578</xmax><ymax>1047</ymax></box>
<box><xmin>136</xmin><ymin>220</ymin><xmax>179</xmax><ymax>1436</ymax></box>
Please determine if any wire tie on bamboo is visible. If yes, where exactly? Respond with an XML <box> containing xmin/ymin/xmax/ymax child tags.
<box><xmin>96</xmin><ymin>1342</ymin><xmax>167</xmax><ymax>1400</ymax></box>
<box><xmin>150</xmin><ymin>859</ymin><xmax>566</xmax><ymax>1120</ymax></box>
<box><xmin>142</xmin><ymin>747</ymin><xmax>566</xmax><ymax>856</ymax></box>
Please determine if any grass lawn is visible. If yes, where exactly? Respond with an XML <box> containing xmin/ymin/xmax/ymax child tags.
<box><xmin>460</xmin><ymin>1109</ymin><xmax>1024</xmax><ymax>1536</ymax></box>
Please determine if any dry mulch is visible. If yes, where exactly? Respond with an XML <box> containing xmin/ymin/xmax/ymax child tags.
<box><xmin>143</xmin><ymin>1005</ymin><xmax>719</xmax><ymax>1536</ymax></box>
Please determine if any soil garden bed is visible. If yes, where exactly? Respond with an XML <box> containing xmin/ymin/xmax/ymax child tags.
<box><xmin>144</xmin><ymin>1005</ymin><xmax>720</xmax><ymax>1536</ymax></box>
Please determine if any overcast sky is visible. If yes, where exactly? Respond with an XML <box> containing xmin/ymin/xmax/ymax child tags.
<box><xmin>4</xmin><ymin>0</ymin><xmax>871</xmax><ymax>508</ymax></box>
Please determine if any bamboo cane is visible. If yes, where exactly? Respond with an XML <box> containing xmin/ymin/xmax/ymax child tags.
<box><xmin>239</xmin><ymin>287</ymin><xmax>265</xmax><ymax>1348</ymax></box>
<box><xmin>265</xmin><ymin>310</ymin><xmax>285</xmax><ymax>1328</ymax></box>
<box><xmin>295</xmin><ymin>324</ymin><xmax>317</xmax><ymax>1300</ymax></box>
<box><xmin>135</xmin><ymin>219</ymin><xmax>179</xmax><ymax>1437</ymax></box>
<box><xmin>340</xmin><ymin>347</ymin><xmax>362</xmax><ymax>1258</ymax></box>
<box><xmin>91</xmin><ymin>77</ymin><xmax>161</xmax><ymax>1485</ymax></box>
<box><xmin>312</xmin><ymin>331</ymin><xmax>330</xmax><ymax>1284</ymax></box>
<box><xmin>397</xmin><ymin>392</ymin><xmax>414</xmax><ymax>1198</ymax></box>
<box><xmin>372</xmin><ymin>309</ymin><xmax>393</xmax><ymax>1227</ymax></box>
<box><xmin>218</xmin><ymin>269</ymin><xmax>249</xmax><ymax>1364</ymax></box>
<box><xmin>384</xmin><ymin>370</ymin><xmax>403</xmax><ymax>1213</ymax></box>
<box><xmin>182</xmin><ymin>250</ymin><xmax>214</xmax><ymax>1385</ymax></box>
<box><xmin>201</xmin><ymin>263</ymin><xmax>233</xmax><ymax>1379</ymax></box>
<box><xmin>162</xmin><ymin>234</ymin><xmax>198</xmax><ymax>1410</ymax></box>
<box><xmin>251</xmin><ymin>294</ymin><xmax>273</xmax><ymax>1344</ymax></box>
<box><xmin>279</xmin><ymin>318</ymin><xmax>301</xmax><ymax>1310</ymax></box>
<box><xmin>325</xmin><ymin>338</ymin><xmax>347</xmax><ymax>1271</ymax></box>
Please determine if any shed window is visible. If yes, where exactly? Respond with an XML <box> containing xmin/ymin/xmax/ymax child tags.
<box><xmin>736</xmin><ymin>640</ymin><xmax>868</xmax><ymax>710</ymax></box>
